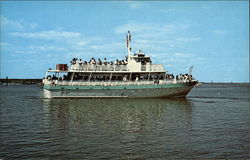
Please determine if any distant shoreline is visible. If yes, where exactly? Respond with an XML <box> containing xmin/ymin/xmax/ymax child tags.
<box><xmin>0</xmin><ymin>79</ymin><xmax>42</xmax><ymax>85</ymax></box>
<box><xmin>0</xmin><ymin>79</ymin><xmax>249</xmax><ymax>85</ymax></box>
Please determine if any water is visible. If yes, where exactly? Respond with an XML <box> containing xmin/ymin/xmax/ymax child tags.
<box><xmin>0</xmin><ymin>83</ymin><xmax>250</xmax><ymax>159</ymax></box>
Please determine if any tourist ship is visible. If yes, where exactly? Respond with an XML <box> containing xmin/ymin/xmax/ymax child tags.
<box><xmin>43</xmin><ymin>31</ymin><xmax>197</xmax><ymax>98</ymax></box>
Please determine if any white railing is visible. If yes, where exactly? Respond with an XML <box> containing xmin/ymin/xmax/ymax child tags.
<box><xmin>69</xmin><ymin>64</ymin><xmax>165</xmax><ymax>72</ymax></box>
<box><xmin>44</xmin><ymin>79</ymin><xmax>193</xmax><ymax>86</ymax></box>
<box><xmin>70</xmin><ymin>64</ymin><xmax>128</xmax><ymax>71</ymax></box>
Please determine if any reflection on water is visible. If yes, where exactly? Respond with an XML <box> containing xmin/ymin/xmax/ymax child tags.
<box><xmin>40</xmin><ymin>98</ymin><xmax>194</xmax><ymax>159</ymax></box>
<box><xmin>43</xmin><ymin>98</ymin><xmax>192</xmax><ymax>130</ymax></box>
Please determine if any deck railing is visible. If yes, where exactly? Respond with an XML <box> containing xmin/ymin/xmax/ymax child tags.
<box><xmin>69</xmin><ymin>64</ymin><xmax>165</xmax><ymax>72</ymax></box>
<box><xmin>70</xmin><ymin>64</ymin><xmax>128</xmax><ymax>71</ymax></box>
<box><xmin>44</xmin><ymin>79</ymin><xmax>193</xmax><ymax>86</ymax></box>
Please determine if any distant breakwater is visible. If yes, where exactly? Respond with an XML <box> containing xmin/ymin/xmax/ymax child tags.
<box><xmin>0</xmin><ymin>79</ymin><xmax>42</xmax><ymax>85</ymax></box>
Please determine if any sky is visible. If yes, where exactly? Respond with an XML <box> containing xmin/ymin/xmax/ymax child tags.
<box><xmin>0</xmin><ymin>1</ymin><xmax>249</xmax><ymax>82</ymax></box>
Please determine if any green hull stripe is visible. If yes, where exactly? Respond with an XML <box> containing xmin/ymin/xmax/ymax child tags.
<box><xmin>44</xmin><ymin>82</ymin><xmax>196</xmax><ymax>90</ymax></box>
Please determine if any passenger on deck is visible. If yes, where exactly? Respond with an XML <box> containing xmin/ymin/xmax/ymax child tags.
<box><xmin>90</xmin><ymin>58</ymin><xmax>96</xmax><ymax>64</ymax></box>
<box><xmin>71</xmin><ymin>58</ymin><xmax>77</xmax><ymax>65</ymax></box>
<box><xmin>98</xmin><ymin>59</ymin><xmax>102</xmax><ymax>65</ymax></box>
<box><xmin>189</xmin><ymin>75</ymin><xmax>193</xmax><ymax>80</ymax></box>
<box><xmin>79</xmin><ymin>59</ymin><xmax>83</xmax><ymax>65</ymax></box>
<box><xmin>104</xmin><ymin>58</ymin><xmax>107</xmax><ymax>65</ymax></box>
<box><xmin>46</xmin><ymin>75</ymin><xmax>51</xmax><ymax>80</ymax></box>
<box><xmin>123</xmin><ymin>76</ymin><xmax>128</xmax><ymax>81</ymax></box>
<box><xmin>135</xmin><ymin>76</ymin><xmax>139</xmax><ymax>81</ymax></box>
<box><xmin>115</xmin><ymin>59</ymin><xmax>119</xmax><ymax>65</ymax></box>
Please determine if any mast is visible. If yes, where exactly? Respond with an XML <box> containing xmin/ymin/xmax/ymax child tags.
<box><xmin>126</xmin><ymin>31</ymin><xmax>132</xmax><ymax>59</ymax></box>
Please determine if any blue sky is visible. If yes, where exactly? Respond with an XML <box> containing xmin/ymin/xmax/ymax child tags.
<box><xmin>0</xmin><ymin>1</ymin><xmax>249</xmax><ymax>82</ymax></box>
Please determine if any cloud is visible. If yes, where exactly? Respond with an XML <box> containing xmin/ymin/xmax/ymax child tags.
<box><xmin>114</xmin><ymin>21</ymin><xmax>198</xmax><ymax>55</ymax></box>
<box><xmin>0</xmin><ymin>42</ymin><xmax>9</xmax><ymax>46</ymax></box>
<box><xmin>11</xmin><ymin>30</ymin><xmax>81</xmax><ymax>40</ymax></box>
<box><xmin>212</xmin><ymin>30</ymin><xmax>228</xmax><ymax>36</ymax></box>
<box><xmin>114</xmin><ymin>22</ymin><xmax>193</xmax><ymax>40</ymax></box>
<box><xmin>115</xmin><ymin>22</ymin><xmax>153</xmax><ymax>34</ymax></box>
<box><xmin>28</xmin><ymin>45</ymin><xmax>67</xmax><ymax>52</ymax></box>
<box><xmin>11</xmin><ymin>45</ymin><xmax>68</xmax><ymax>57</ymax></box>
<box><xmin>90</xmin><ymin>42</ymin><xmax>124</xmax><ymax>52</ymax></box>
<box><xmin>125</xmin><ymin>1</ymin><xmax>148</xmax><ymax>9</ymax></box>
<box><xmin>1</xmin><ymin>15</ymin><xmax>37</xmax><ymax>30</ymax></box>
<box><xmin>77</xmin><ymin>41</ymin><xmax>88</xmax><ymax>47</ymax></box>
<box><xmin>125</xmin><ymin>2</ymin><xmax>176</xmax><ymax>14</ymax></box>
<box><xmin>15</xmin><ymin>50</ymin><xmax>37</xmax><ymax>55</ymax></box>
<box><xmin>176</xmin><ymin>37</ymin><xmax>201</xmax><ymax>42</ymax></box>
<box><xmin>174</xmin><ymin>53</ymin><xmax>191</xmax><ymax>57</ymax></box>
<box><xmin>114</xmin><ymin>22</ymin><xmax>177</xmax><ymax>36</ymax></box>
<box><xmin>156</xmin><ymin>8</ymin><xmax>176</xmax><ymax>13</ymax></box>
<box><xmin>1</xmin><ymin>15</ymin><xmax>23</xmax><ymax>29</ymax></box>
<box><xmin>10</xmin><ymin>30</ymin><xmax>103</xmax><ymax>51</ymax></box>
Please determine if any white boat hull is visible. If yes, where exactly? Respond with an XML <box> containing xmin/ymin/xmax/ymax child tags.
<box><xmin>43</xmin><ymin>82</ymin><xmax>197</xmax><ymax>98</ymax></box>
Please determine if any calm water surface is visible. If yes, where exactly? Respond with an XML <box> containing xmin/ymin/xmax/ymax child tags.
<box><xmin>0</xmin><ymin>83</ymin><xmax>250</xmax><ymax>159</ymax></box>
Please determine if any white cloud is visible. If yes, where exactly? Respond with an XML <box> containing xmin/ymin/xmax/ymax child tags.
<box><xmin>128</xmin><ymin>3</ymin><xmax>143</xmax><ymax>9</ymax></box>
<box><xmin>67</xmin><ymin>52</ymin><xmax>90</xmax><ymax>58</ymax></box>
<box><xmin>125</xmin><ymin>2</ymin><xmax>177</xmax><ymax>14</ymax></box>
<box><xmin>114</xmin><ymin>22</ymin><xmax>179</xmax><ymax>52</ymax></box>
<box><xmin>15</xmin><ymin>50</ymin><xmax>37</xmax><ymax>55</ymax></box>
<box><xmin>12</xmin><ymin>45</ymin><xmax>68</xmax><ymax>56</ymax></box>
<box><xmin>0</xmin><ymin>42</ymin><xmax>9</xmax><ymax>46</ymax></box>
<box><xmin>77</xmin><ymin>41</ymin><xmax>88</xmax><ymax>47</ymax></box>
<box><xmin>28</xmin><ymin>45</ymin><xmax>67</xmax><ymax>52</ymax></box>
<box><xmin>212</xmin><ymin>30</ymin><xmax>228</xmax><ymax>36</ymax></box>
<box><xmin>75</xmin><ymin>36</ymin><xmax>103</xmax><ymax>47</ymax></box>
<box><xmin>114</xmin><ymin>22</ymin><xmax>194</xmax><ymax>40</ymax></box>
<box><xmin>114</xmin><ymin>22</ymin><xmax>177</xmax><ymax>36</ymax></box>
<box><xmin>135</xmin><ymin>39</ymin><xmax>170</xmax><ymax>45</ymax></box>
<box><xmin>114</xmin><ymin>22</ymin><xmax>154</xmax><ymax>34</ymax></box>
<box><xmin>174</xmin><ymin>53</ymin><xmax>191</xmax><ymax>57</ymax></box>
<box><xmin>156</xmin><ymin>8</ymin><xmax>176</xmax><ymax>13</ymax></box>
<box><xmin>11</xmin><ymin>30</ymin><xmax>81</xmax><ymax>40</ymax></box>
<box><xmin>125</xmin><ymin>1</ymin><xmax>148</xmax><ymax>9</ymax></box>
<box><xmin>90</xmin><ymin>42</ymin><xmax>124</xmax><ymax>53</ymax></box>
<box><xmin>176</xmin><ymin>37</ymin><xmax>201</xmax><ymax>42</ymax></box>
<box><xmin>1</xmin><ymin>15</ymin><xmax>37</xmax><ymax>30</ymax></box>
<box><xmin>10</xmin><ymin>30</ymin><xmax>103</xmax><ymax>51</ymax></box>
<box><xmin>29</xmin><ymin>23</ymin><xmax>38</xmax><ymax>30</ymax></box>
<box><xmin>1</xmin><ymin>15</ymin><xmax>23</xmax><ymax>29</ymax></box>
<box><xmin>114</xmin><ymin>22</ymin><xmax>199</xmax><ymax>56</ymax></box>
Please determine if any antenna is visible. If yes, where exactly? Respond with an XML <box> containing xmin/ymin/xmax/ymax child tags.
<box><xmin>189</xmin><ymin>66</ymin><xmax>193</xmax><ymax>75</ymax></box>
<box><xmin>126</xmin><ymin>31</ymin><xmax>132</xmax><ymax>59</ymax></box>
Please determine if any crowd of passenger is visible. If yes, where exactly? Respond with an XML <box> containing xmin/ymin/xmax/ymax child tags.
<box><xmin>176</xmin><ymin>74</ymin><xmax>193</xmax><ymax>81</ymax></box>
<box><xmin>71</xmin><ymin>57</ymin><xmax>128</xmax><ymax>66</ymax></box>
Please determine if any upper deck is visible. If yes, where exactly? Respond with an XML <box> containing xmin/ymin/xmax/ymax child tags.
<box><xmin>48</xmin><ymin>63</ymin><xmax>166</xmax><ymax>73</ymax></box>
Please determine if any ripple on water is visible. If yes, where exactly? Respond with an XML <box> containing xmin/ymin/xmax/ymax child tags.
<box><xmin>0</xmin><ymin>84</ymin><xmax>250</xmax><ymax>159</ymax></box>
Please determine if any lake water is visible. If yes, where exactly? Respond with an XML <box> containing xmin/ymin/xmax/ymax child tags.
<box><xmin>0</xmin><ymin>83</ymin><xmax>250</xmax><ymax>159</ymax></box>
